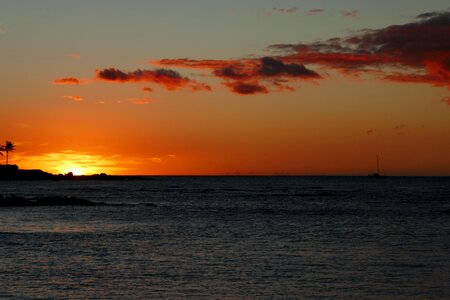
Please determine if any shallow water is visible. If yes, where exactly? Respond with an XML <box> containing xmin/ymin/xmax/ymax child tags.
<box><xmin>1</xmin><ymin>177</ymin><xmax>449</xmax><ymax>299</ymax></box>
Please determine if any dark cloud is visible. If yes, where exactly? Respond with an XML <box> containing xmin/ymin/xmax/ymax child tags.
<box><xmin>341</xmin><ymin>10</ymin><xmax>358</xmax><ymax>18</ymax></box>
<box><xmin>97</xmin><ymin>68</ymin><xmax>129</xmax><ymax>81</ymax></box>
<box><xmin>155</xmin><ymin>11</ymin><xmax>449</xmax><ymax>94</ymax></box>
<box><xmin>273</xmin><ymin>7</ymin><xmax>298</xmax><ymax>14</ymax></box>
<box><xmin>416</xmin><ymin>12</ymin><xmax>440</xmax><ymax>19</ymax></box>
<box><xmin>54</xmin><ymin>11</ymin><xmax>449</xmax><ymax>97</ymax></box>
<box><xmin>153</xmin><ymin>58</ymin><xmax>237</xmax><ymax>69</ymax></box>
<box><xmin>214</xmin><ymin>66</ymin><xmax>250</xmax><ymax>80</ymax></box>
<box><xmin>269</xmin><ymin>11</ymin><xmax>450</xmax><ymax>87</ymax></box>
<box><xmin>96</xmin><ymin>68</ymin><xmax>211</xmax><ymax>91</ymax></box>
<box><xmin>225</xmin><ymin>82</ymin><xmax>268</xmax><ymax>95</ymax></box>
<box><xmin>211</xmin><ymin>57</ymin><xmax>319</xmax><ymax>80</ymax></box>
<box><xmin>157</xmin><ymin>56</ymin><xmax>320</xmax><ymax>95</ymax></box>
<box><xmin>258</xmin><ymin>57</ymin><xmax>320</xmax><ymax>78</ymax></box>
<box><xmin>306</xmin><ymin>9</ymin><xmax>325</xmax><ymax>16</ymax></box>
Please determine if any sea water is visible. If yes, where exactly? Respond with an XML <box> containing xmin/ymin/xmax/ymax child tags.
<box><xmin>0</xmin><ymin>176</ymin><xmax>449</xmax><ymax>299</ymax></box>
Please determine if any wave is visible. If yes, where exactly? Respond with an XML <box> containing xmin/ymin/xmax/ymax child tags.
<box><xmin>0</xmin><ymin>195</ymin><xmax>157</xmax><ymax>207</ymax></box>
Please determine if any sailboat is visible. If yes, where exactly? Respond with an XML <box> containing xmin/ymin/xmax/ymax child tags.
<box><xmin>368</xmin><ymin>155</ymin><xmax>385</xmax><ymax>178</ymax></box>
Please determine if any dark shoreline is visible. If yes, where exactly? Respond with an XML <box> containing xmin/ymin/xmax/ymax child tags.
<box><xmin>1</xmin><ymin>165</ymin><xmax>450</xmax><ymax>179</ymax></box>
<box><xmin>0</xmin><ymin>164</ymin><xmax>149</xmax><ymax>181</ymax></box>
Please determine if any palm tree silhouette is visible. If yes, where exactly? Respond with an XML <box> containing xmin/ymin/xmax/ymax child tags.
<box><xmin>0</xmin><ymin>145</ymin><xmax>4</xmax><ymax>161</ymax></box>
<box><xmin>4</xmin><ymin>141</ymin><xmax>15</xmax><ymax>165</ymax></box>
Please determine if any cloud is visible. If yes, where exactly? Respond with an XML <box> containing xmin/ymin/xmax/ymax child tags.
<box><xmin>155</xmin><ymin>11</ymin><xmax>449</xmax><ymax>95</ymax></box>
<box><xmin>66</xmin><ymin>53</ymin><xmax>81</xmax><ymax>59</ymax></box>
<box><xmin>127</xmin><ymin>97</ymin><xmax>158</xmax><ymax>105</ymax></box>
<box><xmin>142</xmin><ymin>87</ymin><xmax>153</xmax><ymax>92</ymax></box>
<box><xmin>341</xmin><ymin>10</ymin><xmax>358</xmax><ymax>18</ymax></box>
<box><xmin>257</xmin><ymin>57</ymin><xmax>319</xmax><ymax>77</ymax></box>
<box><xmin>63</xmin><ymin>95</ymin><xmax>83</xmax><ymax>102</ymax></box>
<box><xmin>54</xmin><ymin>10</ymin><xmax>449</xmax><ymax>97</ymax></box>
<box><xmin>157</xmin><ymin>56</ymin><xmax>320</xmax><ymax>95</ymax></box>
<box><xmin>366</xmin><ymin>129</ymin><xmax>374</xmax><ymax>135</ymax></box>
<box><xmin>306</xmin><ymin>9</ymin><xmax>325</xmax><ymax>16</ymax></box>
<box><xmin>52</xmin><ymin>77</ymin><xmax>82</xmax><ymax>85</ymax></box>
<box><xmin>224</xmin><ymin>81</ymin><xmax>269</xmax><ymax>95</ymax></box>
<box><xmin>442</xmin><ymin>96</ymin><xmax>450</xmax><ymax>105</ymax></box>
<box><xmin>154</xmin><ymin>58</ymin><xmax>239</xmax><ymax>69</ymax></box>
<box><xmin>211</xmin><ymin>57</ymin><xmax>319</xmax><ymax>79</ymax></box>
<box><xmin>273</xmin><ymin>7</ymin><xmax>298</xmax><ymax>14</ymax></box>
<box><xmin>269</xmin><ymin>11</ymin><xmax>450</xmax><ymax>88</ymax></box>
<box><xmin>416</xmin><ymin>12</ymin><xmax>441</xmax><ymax>19</ymax></box>
<box><xmin>96</xmin><ymin>67</ymin><xmax>211</xmax><ymax>91</ymax></box>
<box><xmin>152</xmin><ymin>157</ymin><xmax>162</xmax><ymax>163</ymax></box>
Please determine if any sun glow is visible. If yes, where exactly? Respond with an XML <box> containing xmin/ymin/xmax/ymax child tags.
<box><xmin>57</xmin><ymin>162</ymin><xmax>89</xmax><ymax>176</ymax></box>
<box><xmin>14</xmin><ymin>150</ymin><xmax>127</xmax><ymax>175</ymax></box>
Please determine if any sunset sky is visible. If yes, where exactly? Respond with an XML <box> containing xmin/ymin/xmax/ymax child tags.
<box><xmin>1</xmin><ymin>0</ymin><xmax>449</xmax><ymax>175</ymax></box>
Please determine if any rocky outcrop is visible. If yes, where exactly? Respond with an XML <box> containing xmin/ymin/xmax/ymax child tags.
<box><xmin>0</xmin><ymin>165</ymin><xmax>53</xmax><ymax>180</ymax></box>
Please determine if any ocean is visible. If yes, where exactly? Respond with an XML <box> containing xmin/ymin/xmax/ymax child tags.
<box><xmin>0</xmin><ymin>176</ymin><xmax>449</xmax><ymax>299</ymax></box>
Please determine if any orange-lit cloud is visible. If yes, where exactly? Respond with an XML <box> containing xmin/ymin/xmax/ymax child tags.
<box><xmin>66</xmin><ymin>53</ymin><xmax>81</xmax><ymax>59</ymax></box>
<box><xmin>126</xmin><ymin>97</ymin><xmax>158</xmax><ymax>105</ymax></box>
<box><xmin>224</xmin><ymin>81</ymin><xmax>268</xmax><ymax>95</ymax></box>
<box><xmin>154</xmin><ymin>58</ymin><xmax>242</xmax><ymax>69</ymax></box>
<box><xmin>96</xmin><ymin>68</ymin><xmax>212</xmax><ymax>91</ymax></box>
<box><xmin>54</xmin><ymin>11</ymin><xmax>449</xmax><ymax>97</ymax></box>
<box><xmin>63</xmin><ymin>95</ymin><xmax>83</xmax><ymax>102</ymax></box>
<box><xmin>151</xmin><ymin>157</ymin><xmax>162</xmax><ymax>163</ymax></box>
<box><xmin>270</xmin><ymin>11</ymin><xmax>450</xmax><ymax>87</ymax></box>
<box><xmin>142</xmin><ymin>87</ymin><xmax>153</xmax><ymax>92</ymax></box>
<box><xmin>442</xmin><ymin>96</ymin><xmax>450</xmax><ymax>105</ymax></box>
<box><xmin>52</xmin><ymin>77</ymin><xmax>82</xmax><ymax>85</ymax></box>
<box><xmin>155</xmin><ymin>12</ymin><xmax>449</xmax><ymax>94</ymax></box>
<box><xmin>157</xmin><ymin>56</ymin><xmax>320</xmax><ymax>95</ymax></box>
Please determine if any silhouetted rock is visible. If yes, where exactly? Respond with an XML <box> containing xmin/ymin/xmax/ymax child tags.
<box><xmin>0</xmin><ymin>165</ymin><xmax>54</xmax><ymax>180</ymax></box>
<box><xmin>17</xmin><ymin>169</ymin><xmax>54</xmax><ymax>180</ymax></box>
<box><xmin>0</xmin><ymin>165</ymin><xmax>19</xmax><ymax>179</ymax></box>
<box><xmin>0</xmin><ymin>164</ymin><xmax>150</xmax><ymax>181</ymax></box>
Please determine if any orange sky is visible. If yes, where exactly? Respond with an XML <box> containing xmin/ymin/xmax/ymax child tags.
<box><xmin>1</xmin><ymin>1</ymin><xmax>449</xmax><ymax>175</ymax></box>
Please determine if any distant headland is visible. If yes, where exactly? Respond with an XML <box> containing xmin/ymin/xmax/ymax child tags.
<box><xmin>0</xmin><ymin>164</ymin><xmax>143</xmax><ymax>180</ymax></box>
